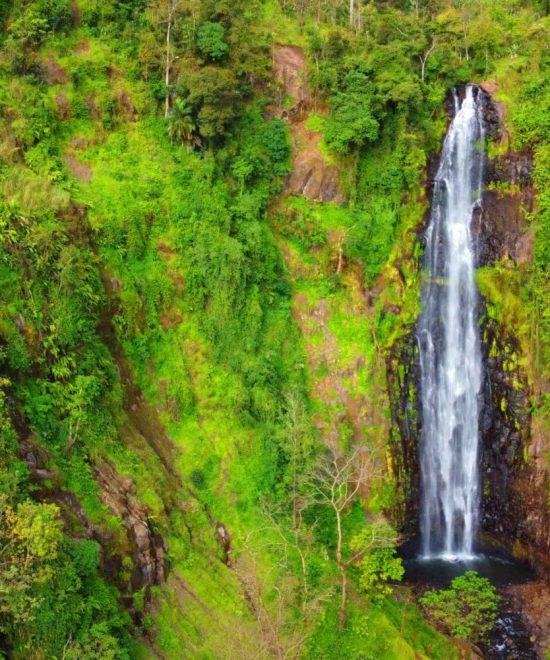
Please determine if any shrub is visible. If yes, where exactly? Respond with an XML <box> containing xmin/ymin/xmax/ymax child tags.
<box><xmin>420</xmin><ymin>571</ymin><xmax>501</xmax><ymax>643</ymax></box>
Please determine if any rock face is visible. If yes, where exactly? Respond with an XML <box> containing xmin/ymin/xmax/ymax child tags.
<box><xmin>507</xmin><ymin>581</ymin><xmax>550</xmax><ymax>655</ymax></box>
<box><xmin>21</xmin><ymin>439</ymin><xmax>167</xmax><ymax>591</ymax></box>
<box><xmin>95</xmin><ymin>461</ymin><xmax>167</xmax><ymax>589</ymax></box>
<box><xmin>481</xmin><ymin>317</ymin><xmax>550</xmax><ymax>576</ymax></box>
<box><xmin>287</xmin><ymin>122</ymin><xmax>342</xmax><ymax>201</ymax></box>
<box><xmin>273</xmin><ymin>46</ymin><xmax>310</xmax><ymax>114</ymax></box>
<box><xmin>479</xmin><ymin>320</ymin><xmax>531</xmax><ymax>542</ymax></box>
<box><xmin>386</xmin><ymin>332</ymin><xmax>420</xmax><ymax>535</ymax></box>
<box><xmin>271</xmin><ymin>45</ymin><xmax>343</xmax><ymax>203</ymax></box>
<box><xmin>478</xmin><ymin>152</ymin><xmax>535</xmax><ymax>265</ymax></box>
<box><xmin>477</xmin><ymin>88</ymin><xmax>550</xmax><ymax>577</ymax></box>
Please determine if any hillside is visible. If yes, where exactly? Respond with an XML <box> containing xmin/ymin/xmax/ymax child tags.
<box><xmin>0</xmin><ymin>1</ymin><xmax>548</xmax><ymax>658</ymax></box>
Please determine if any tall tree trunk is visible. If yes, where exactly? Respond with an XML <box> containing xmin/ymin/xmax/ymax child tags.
<box><xmin>349</xmin><ymin>0</ymin><xmax>354</xmax><ymax>28</ymax></box>
<box><xmin>335</xmin><ymin>508</ymin><xmax>347</xmax><ymax>631</ymax></box>
<box><xmin>339</xmin><ymin>563</ymin><xmax>347</xmax><ymax>631</ymax></box>
<box><xmin>164</xmin><ymin>8</ymin><xmax>172</xmax><ymax>119</ymax></box>
<box><xmin>419</xmin><ymin>39</ymin><xmax>437</xmax><ymax>83</ymax></box>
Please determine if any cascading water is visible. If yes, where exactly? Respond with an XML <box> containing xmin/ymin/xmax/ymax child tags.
<box><xmin>418</xmin><ymin>85</ymin><xmax>485</xmax><ymax>560</ymax></box>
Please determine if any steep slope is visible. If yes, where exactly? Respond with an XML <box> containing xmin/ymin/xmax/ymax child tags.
<box><xmin>0</xmin><ymin>1</ymin><xmax>549</xmax><ymax>658</ymax></box>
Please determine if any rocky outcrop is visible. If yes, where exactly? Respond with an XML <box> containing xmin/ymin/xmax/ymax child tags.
<box><xmin>271</xmin><ymin>45</ymin><xmax>343</xmax><ymax>203</ymax></box>
<box><xmin>288</xmin><ymin>123</ymin><xmax>342</xmax><ymax>201</ymax></box>
<box><xmin>94</xmin><ymin>461</ymin><xmax>167</xmax><ymax>589</ymax></box>
<box><xmin>478</xmin><ymin>152</ymin><xmax>535</xmax><ymax>265</ymax></box>
<box><xmin>21</xmin><ymin>435</ymin><xmax>167</xmax><ymax>591</ymax></box>
<box><xmin>507</xmin><ymin>581</ymin><xmax>550</xmax><ymax>655</ymax></box>
<box><xmin>273</xmin><ymin>46</ymin><xmax>310</xmax><ymax>116</ymax></box>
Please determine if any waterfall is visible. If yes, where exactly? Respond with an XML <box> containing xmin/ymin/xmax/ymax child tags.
<box><xmin>418</xmin><ymin>85</ymin><xmax>485</xmax><ymax>560</ymax></box>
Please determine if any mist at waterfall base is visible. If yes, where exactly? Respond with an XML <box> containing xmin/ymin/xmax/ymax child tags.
<box><xmin>401</xmin><ymin>85</ymin><xmax>535</xmax><ymax>588</ymax></box>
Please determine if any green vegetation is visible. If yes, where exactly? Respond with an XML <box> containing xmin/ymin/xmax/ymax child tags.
<box><xmin>420</xmin><ymin>572</ymin><xmax>501</xmax><ymax>643</ymax></box>
<box><xmin>0</xmin><ymin>0</ymin><xmax>547</xmax><ymax>657</ymax></box>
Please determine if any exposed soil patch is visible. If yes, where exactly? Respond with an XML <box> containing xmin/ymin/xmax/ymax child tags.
<box><xmin>65</xmin><ymin>151</ymin><xmax>92</xmax><ymax>182</ymax></box>
<box><xmin>56</xmin><ymin>93</ymin><xmax>71</xmax><ymax>121</ymax></box>
<box><xmin>86</xmin><ymin>94</ymin><xmax>102</xmax><ymax>119</ymax></box>
<box><xmin>75</xmin><ymin>38</ymin><xmax>90</xmax><ymax>54</ymax></box>
<box><xmin>117</xmin><ymin>89</ymin><xmax>138</xmax><ymax>121</ymax></box>
<box><xmin>41</xmin><ymin>55</ymin><xmax>68</xmax><ymax>85</ymax></box>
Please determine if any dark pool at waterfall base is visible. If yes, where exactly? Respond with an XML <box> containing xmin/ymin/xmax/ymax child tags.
<box><xmin>400</xmin><ymin>541</ymin><xmax>536</xmax><ymax>586</ymax></box>
<box><xmin>400</xmin><ymin>539</ymin><xmax>538</xmax><ymax>659</ymax></box>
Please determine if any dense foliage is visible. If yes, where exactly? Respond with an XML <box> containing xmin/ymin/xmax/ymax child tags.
<box><xmin>420</xmin><ymin>571</ymin><xmax>501</xmax><ymax>643</ymax></box>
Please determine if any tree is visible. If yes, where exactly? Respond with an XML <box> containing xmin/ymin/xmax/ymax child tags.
<box><xmin>168</xmin><ymin>97</ymin><xmax>199</xmax><ymax>148</ymax></box>
<box><xmin>301</xmin><ymin>445</ymin><xmax>376</xmax><ymax>630</ymax></box>
<box><xmin>419</xmin><ymin>36</ymin><xmax>437</xmax><ymax>83</ymax></box>
<box><xmin>0</xmin><ymin>501</ymin><xmax>63</xmax><ymax>630</ymax></box>
<box><xmin>420</xmin><ymin>571</ymin><xmax>501</xmax><ymax>643</ymax></box>
<box><xmin>280</xmin><ymin>390</ymin><xmax>314</xmax><ymax>532</ymax></box>
<box><xmin>184</xmin><ymin>66</ymin><xmax>239</xmax><ymax>140</ymax></box>
<box><xmin>324</xmin><ymin>68</ymin><xmax>380</xmax><ymax>154</ymax></box>
<box><xmin>196</xmin><ymin>21</ymin><xmax>229</xmax><ymax>61</ymax></box>
<box><xmin>238</xmin><ymin>506</ymin><xmax>332</xmax><ymax>659</ymax></box>
<box><xmin>148</xmin><ymin>0</ymin><xmax>186</xmax><ymax>118</ymax></box>
<box><xmin>349</xmin><ymin>0</ymin><xmax>361</xmax><ymax>29</ymax></box>
<box><xmin>350</xmin><ymin>520</ymin><xmax>404</xmax><ymax>600</ymax></box>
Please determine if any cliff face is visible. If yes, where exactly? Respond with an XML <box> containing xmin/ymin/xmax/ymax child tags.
<box><xmin>389</xmin><ymin>85</ymin><xmax>550</xmax><ymax>577</ymax></box>
<box><xmin>478</xmin><ymin>89</ymin><xmax>550</xmax><ymax>575</ymax></box>
<box><xmin>386</xmin><ymin>332</ymin><xmax>421</xmax><ymax>536</ymax></box>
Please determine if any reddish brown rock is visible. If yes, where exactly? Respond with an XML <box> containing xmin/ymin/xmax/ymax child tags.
<box><xmin>287</xmin><ymin>123</ymin><xmax>342</xmax><ymax>202</ymax></box>
<box><xmin>272</xmin><ymin>44</ymin><xmax>343</xmax><ymax>203</ymax></box>
<box><xmin>273</xmin><ymin>45</ymin><xmax>309</xmax><ymax>110</ymax></box>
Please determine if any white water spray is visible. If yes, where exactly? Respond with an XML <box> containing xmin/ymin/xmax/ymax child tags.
<box><xmin>418</xmin><ymin>85</ymin><xmax>485</xmax><ymax>560</ymax></box>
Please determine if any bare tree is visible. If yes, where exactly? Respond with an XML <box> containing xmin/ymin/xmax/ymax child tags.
<box><xmin>235</xmin><ymin>529</ymin><xmax>332</xmax><ymax>660</ymax></box>
<box><xmin>164</xmin><ymin>0</ymin><xmax>182</xmax><ymax>118</ymax></box>
<box><xmin>300</xmin><ymin>445</ymin><xmax>376</xmax><ymax>631</ymax></box>
<box><xmin>349</xmin><ymin>0</ymin><xmax>362</xmax><ymax>30</ymax></box>
<box><xmin>149</xmin><ymin>0</ymin><xmax>187</xmax><ymax>118</ymax></box>
<box><xmin>419</xmin><ymin>37</ymin><xmax>437</xmax><ymax>83</ymax></box>
<box><xmin>282</xmin><ymin>391</ymin><xmax>313</xmax><ymax>533</ymax></box>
